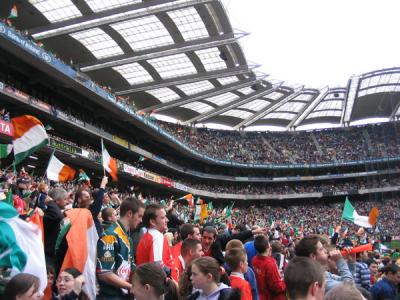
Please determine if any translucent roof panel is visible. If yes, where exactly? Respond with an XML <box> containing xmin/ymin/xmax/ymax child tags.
<box><xmin>221</xmin><ymin>109</ymin><xmax>253</xmax><ymax>119</ymax></box>
<box><xmin>167</xmin><ymin>7</ymin><xmax>209</xmax><ymax>41</ymax></box>
<box><xmin>264</xmin><ymin>91</ymin><xmax>284</xmax><ymax>101</ymax></box>
<box><xmin>277</xmin><ymin>102</ymin><xmax>306</xmax><ymax>112</ymax></box>
<box><xmin>29</xmin><ymin>0</ymin><xmax>82</xmax><ymax>23</ymax></box>
<box><xmin>113</xmin><ymin>63</ymin><xmax>154</xmax><ymax>85</ymax></box>
<box><xmin>293</xmin><ymin>94</ymin><xmax>313</xmax><ymax>101</ymax></box>
<box><xmin>263</xmin><ymin>112</ymin><xmax>295</xmax><ymax>120</ymax></box>
<box><xmin>217</xmin><ymin>76</ymin><xmax>239</xmax><ymax>85</ymax></box>
<box><xmin>204</xmin><ymin>92</ymin><xmax>239</xmax><ymax>106</ymax></box>
<box><xmin>177</xmin><ymin>80</ymin><xmax>215</xmax><ymax>96</ymax></box>
<box><xmin>324</xmin><ymin>92</ymin><xmax>345</xmax><ymax>100</ymax></box>
<box><xmin>111</xmin><ymin>16</ymin><xmax>174</xmax><ymax>51</ymax></box>
<box><xmin>181</xmin><ymin>101</ymin><xmax>214</xmax><ymax>114</ymax></box>
<box><xmin>146</xmin><ymin>88</ymin><xmax>180</xmax><ymax>103</ymax></box>
<box><xmin>237</xmin><ymin>86</ymin><xmax>255</xmax><ymax>96</ymax></box>
<box><xmin>315</xmin><ymin>100</ymin><xmax>343</xmax><ymax>111</ymax></box>
<box><xmin>69</xmin><ymin>28</ymin><xmax>124</xmax><ymax>59</ymax></box>
<box><xmin>148</xmin><ymin>53</ymin><xmax>197</xmax><ymax>79</ymax></box>
<box><xmin>358</xmin><ymin>85</ymin><xmax>400</xmax><ymax>97</ymax></box>
<box><xmin>85</xmin><ymin>0</ymin><xmax>141</xmax><ymax>13</ymax></box>
<box><xmin>239</xmin><ymin>99</ymin><xmax>271</xmax><ymax>111</ymax></box>
<box><xmin>195</xmin><ymin>48</ymin><xmax>227</xmax><ymax>72</ymax></box>
<box><xmin>360</xmin><ymin>72</ymin><xmax>400</xmax><ymax>89</ymax></box>
<box><xmin>307</xmin><ymin>111</ymin><xmax>342</xmax><ymax>119</ymax></box>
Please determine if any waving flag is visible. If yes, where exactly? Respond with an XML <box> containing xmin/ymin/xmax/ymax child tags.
<box><xmin>11</xmin><ymin>115</ymin><xmax>48</xmax><ymax>165</ymax></box>
<box><xmin>46</xmin><ymin>152</ymin><xmax>76</xmax><ymax>182</ymax></box>
<box><xmin>177</xmin><ymin>193</ymin><xmax>194</xmax><ymax>206</ymax></box>
<box><xmin>8</xmin><ymin>5</ymin><xmax>18</xmax><ymax>19</ymax></box>
<box><xmin>342</xmin><ymin>198</ymin><xmax>372</xmax><ymax>228</ymax></box>
<box><xmin>0</xmin><ymin>202</ymin><xmax>46</xmax><ymax>292</ymax></box>
<box><xmin>101</xmin><ymin>140</ymin><xmax>117</xmax><ymax>181</ymax></box>
<box><xmin>58</xmin><ymin>209</ymin><xmax>98</xmax><ymax>300</ymax></box>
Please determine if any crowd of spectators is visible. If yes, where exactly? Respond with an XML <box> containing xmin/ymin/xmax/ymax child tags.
<box><xmin>0</xmin><ymin>108</ymin><xmax>10</xmax><ymax>122</ymax></box>
<box><xmin>158</xmin><ymin>121</ymin><xmax>400</xmax><ymax>165</ymax></box>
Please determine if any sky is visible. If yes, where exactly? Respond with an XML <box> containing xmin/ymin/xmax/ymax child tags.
<box><xmin>220</xmin><ymin>0</ymin><xmax>400</xmax><ymax>89</ymax></box>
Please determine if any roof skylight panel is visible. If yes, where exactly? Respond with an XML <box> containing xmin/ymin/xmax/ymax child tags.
<box><xmin>237</xmin><ymin>87</ymin><xmax>255</xmax><ymax>96</ymax></box>
<box><xmin>217</xmin><ymin>76</ymin><xmax>239</xmax><ymax>85</ymax></box>
<box><xmin>29</xmin><ymin>0</ymin><xmax>82</xmax><ymax>23</ymax></box>
<box><xmin>277</xmin><ymin>102</ymin><xmax>306</xmax><ymax>112</ymax></box>
<box><xmin>263</xmin><ymin>112</ymin><xmax>295</xmax><ymax>120</ymax></box>
<box><xmin>85</xmin><ymin>0</ymin><xmax>141</xmax><ymax>13</ymax></box>
<box><xmin>239</xmin><ymin>99</ymin><xmax>270</xmax><ymax>111</ymax></box>
<box><xmin>195</xmin><ymin>48</ymin><xmax>227</xmax><ymax>72</ymax></box>
<box><xmin>293</xmin><ymin>94</ymin><xmax>313</xmax><ymax>101</ymax></box>
<box><xmin>315</xmin><ymin>100</ymin><xmax>343</xmax><ymax>111</ymax></box>
<box><xmin>177</xmin><ymin>81</ymin><xmax>215</xmax><ymax>96</ymax></box>
<box><xmin>167</xmin><ymin>7</ymin><xmax>209</xmax><ymax>41</ymax></box>
<box><xmin>111</xmin><ymin>16</ymin><xmax>174</xmax><ymax>51</ymax></box>
<box><xmin>113</xmin><ymin>63</ymin><xmax>153</xmax><ymax>85</ymax></box>
<box><xmin>358</xmin><ymin>85</ymin><xmax>400</xmax><ymax>97</ymax></box>
<box><xmin>146</xmin><ymin>88</ymin><xmax>180</xmax><ymax>103</ymax></box>
<box><xmin>147</xmin><ymin>53</ymin><xmax>197</xmax><ymax>79</ymax></box>
<box><xmin>181</xmin><ymin>101</ymin><xmax>214</xmax><ymax>113</ymax></box>
<box><xmin>221</xmin><ymin>109</ymin><xmax>253</xmax><ymax>119</ymax></box>
<box><xmin>69</xmin><ymin>28</ymin><xmax>124</xmax><ymax>59</ymax></box>
<box><xmin>264</xmin><ymin>91</ymin><xmax>284</xmax><ymax>101</ymax></box>
<box><xmin>205</xmin><ymin>92</ymin><xmax>239</xmax><ymax>106</ymax></box>
<box><xmin>307</xmin><ymin>111</ymin><xmax>342</xmax><ymax>118</ymax></box>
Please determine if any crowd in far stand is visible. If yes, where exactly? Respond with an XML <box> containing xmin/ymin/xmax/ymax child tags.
<box><xmin>158</xmin><ymin>121</ymin><xmax>400</xmax><ymax>164</ymax></box>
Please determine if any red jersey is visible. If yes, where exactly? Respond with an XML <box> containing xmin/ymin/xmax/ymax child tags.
<box><xmin>252</xmin><ymin>255</ymin><xmax>286</xmax><ymax>300</ymax></box>
<box><xmin>136</xmin><ymin>228</ymin><xmax>177</xmax><ymax>280</ymax></box>
<box><xmin>172</xmin><ymin>241</ymin><xmax>182</xmax><ymax>259</ymax></box>
<box><xmin>229</xmin><ymin>273</ymin><xmax>253</xmax><ymax>300</ymax></box>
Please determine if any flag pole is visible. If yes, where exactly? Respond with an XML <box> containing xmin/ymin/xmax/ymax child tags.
<box><xmin>101</xmin><ymin>138</ymin><xmax>105</xmax><ymax>177</ymax></box>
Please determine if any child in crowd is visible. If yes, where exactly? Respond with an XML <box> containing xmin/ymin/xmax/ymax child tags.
<box><xmin>225</xmin><ymin>248</ymin><xmax>253</xmax><ymax>300</ymax></box>
<box><xmin>187</xmin><ymin>256</ymin><xmax>240</xmax><ymax>300</ymax></box>
<box><xmin>35</xmin><ymin>182</ymin><xmax>49</xmax><ymax>210</ymax></box>
<box><xmin>54</xmin><ymin>268</ymin><xmax>87</xmax><ymax>300</ymax></box>
<box><xmin>252</xmin><ymin>235</ymin><xmax>286</xmax><ymax>300</ymax></box>
<box><xmin>131</xmin><ymin>262</ymin><xmax>178</xmax><ymax>300</ymax></box>
<box><xmin>100</xmin><ymin>207</ymin><xmax>118</xmax><ymax>231</ymax></box>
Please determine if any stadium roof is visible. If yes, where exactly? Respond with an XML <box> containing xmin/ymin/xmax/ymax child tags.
<box><xmin>2</xmin><ymin>0</ymin><xmax>400</xmax><ymax>130</ymax></box>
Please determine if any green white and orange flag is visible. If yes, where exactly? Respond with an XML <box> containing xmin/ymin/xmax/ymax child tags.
<box><xmin>0</xmin><ymin>202</ymin><xmax>46</xmax><ymax>292</ymax></box>
<box><xmin>342</xmin><ymin>197</ymin><xmax>372</xmax><ymax>228</ymax></box>
<box><xmin>8</xmin><ymin>5</ymin><xmax>17</xmax><ymax>19</ymax></box>
<box><xmin>46</xmin><ymin>152</ymin><xmax>76</xmax><ymax>182</ymax></box>
<box><xmin>58</xmin><ymin>209</ymin><xmax>98</xmax><ymax>300</ymax></box>
<box><xmin>11</xmin><ymin>115</ymin><xmax>48</xmax><ymax>165</ymax></box>
<box><xmin>177</xmin><ymin>193</ymin><xmax>194</xmax><ymax>206</ymax></box>
<box><xmin>0</xmin><ymin>144</ymin><xmax>13</xmax><ymax>159</ymax></box>
<box><xmin>101</xmin><ymin>139</ymin><xmax>118</xmax><ymax>181</ymax></box>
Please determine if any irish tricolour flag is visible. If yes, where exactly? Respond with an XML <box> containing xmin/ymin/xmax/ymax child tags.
<box><xmin>59</xmin><ymin>209</ymin><xmax>98</xmax><ymax>300</ymax></box>
<box><xmin>46</xmin><ymin>152</ymin><xmax>76</xmax><ymax>182</ymax></box>
<box><xmin>11</xmin><ymin>115</ymin><xmax>48</xmax><ymax>164</ymax></box>
<box><xmin>0</xmin><ymin>202</ymin><xmax>47</xmax><ymax>292</ymax></box>
<box><xmin>101</xmin><ymin>139</ymin><xmax>117</xmax><ymax>181</ymax></box>
<box><xmin>342</xmin><ymin>198</ymin><xmax>372</xmax><ymax>228</ymax></box>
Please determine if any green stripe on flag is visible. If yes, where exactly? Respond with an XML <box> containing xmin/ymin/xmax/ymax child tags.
<box><xmin>14</xmin><ymin>138</ymin><xmax>48</xmax><ymax>165</ymax></box>
<box><xmin>0</xmin><ymin>144</ymin><xmax>12</xmax><ymax>158</ymax></box>
<box><xmin>342</xmin><ymin>197</ymin><xmax>355</xmax><ymax>223</ymax></box>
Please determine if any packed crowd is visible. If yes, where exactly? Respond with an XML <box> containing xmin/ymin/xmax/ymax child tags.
<box><xmin>0</xmin><ymin>166</ymin><xmax>399</xmax><ymax>300</ymax></box>
<box><xmin>0</xmin><ymin>108</ymin><xmax>10</xmax><ymax>122</ymax></box>
<box><xmin>158</xmin><ymin>121</ymin><xmax>400</xmax><ymax>164</ymax></box>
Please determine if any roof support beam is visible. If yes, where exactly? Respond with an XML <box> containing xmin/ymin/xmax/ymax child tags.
<box><xmin>183</xmin><ymin>84</ymin><xmax>282</xmax><ymax>125</ymax></box>
<box><xmin>79</xmin><ymin>34</ymin><xmax>236</xmax><ymax>72</ymax></box>
<box><xmin>287</xmin><ymin>87</ymin><xmax>329</xmax><ymax>129</ymax></box>
<box><xmin>143</xmin><ymin>78</ymin><xmax>258</xmax><ymax>113</ymax></box>
<box><xmin>233</xmin><ymin>87</ymin><xmax>304</xmax><ymax>130</ymax></box>
<box><xmin>341</xmin><ymin>75</ymin><xmax>361</xmax><ymax>125</ymax></box>
<box><xmin>29</xmin><ymin>0</ymin><xmax>214</xmax><ymax>40</ymax></box>
<box><xmin>390</xmin><ymin>100</ymin><xmax>400</xmax><ymax>121</ymax></box>
<box><xmin>115</xmin><ymin>65</ymin><xmax>249</xmax><ymax>94</ymax></box>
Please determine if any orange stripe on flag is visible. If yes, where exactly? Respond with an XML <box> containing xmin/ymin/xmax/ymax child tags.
<box><xmin>61</xmin><ymin>209</ymin><xmax>93</xmax><ymax>274</ymax></box>
<box><xmin>59</xmin><ymin>165</ymin><xmax>76</xmax><ymax>182</ymax></box>
<box><xmin>108</xmin><ymin>157</ymin><xmax>118</xmax><ymax>181</ymax></box>
<box><xmin>11</xmin><ymin>115</ymin><xmax>43</xmax><ymax>139</ymax></box>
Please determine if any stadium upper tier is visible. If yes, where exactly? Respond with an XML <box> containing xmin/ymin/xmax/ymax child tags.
<box><xmin>3</xmin><ymin>0</ymin><xmax>400</xmax><ymax>131</ymax></box>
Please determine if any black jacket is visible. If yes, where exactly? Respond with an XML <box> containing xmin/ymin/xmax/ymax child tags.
<box><xmin>43</xmin><ymin>201</ymin><xmax>64</xmax><ymax>257</ymax></box>
<box><xmin>211</xmin><ymin>230</ymin><xmax>254</xmax><ymax>265</ymax></box>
